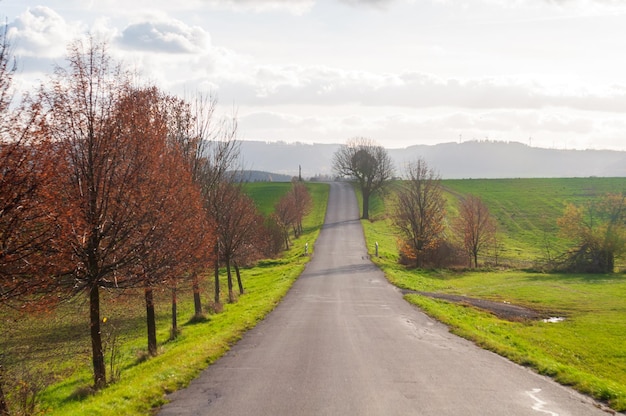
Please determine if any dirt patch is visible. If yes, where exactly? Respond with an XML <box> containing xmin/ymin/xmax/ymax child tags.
<box><xmin>402</xmin><ymin>290</ymin><xmax>541</xmax><ymax>321</ymax></box>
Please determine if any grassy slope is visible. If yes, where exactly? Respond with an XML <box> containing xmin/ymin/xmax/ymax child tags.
<box><xmin>1</xmin><ymin>182</ymin><xmax>329</xmax><ymax>416</ymax></box>
<box><xmin>444</xmin><ymin>177</ymin><xmax>626</xmax><ymax>264</ymax></box>
<box><xmin>360</xmin><ymin>177</ymin><xmax>626</xmax><ymax>411</ymax></box>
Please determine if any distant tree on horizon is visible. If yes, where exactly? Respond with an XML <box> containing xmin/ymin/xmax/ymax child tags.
<box><xmin>332</xmin><ymin>137</ymin><xmax>394</xmax><ymax>220</ymax></box>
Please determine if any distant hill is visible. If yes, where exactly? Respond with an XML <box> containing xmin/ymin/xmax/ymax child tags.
<box><xmin>239</xmin><ymin>140</ymin><xmax>626</xmax><ymax>179</ymax></box>
<box><xmin>232</xmin><ymin>170</ymin><xmax>293</xmax><ymax>182</ymax></box>
<box><xmin>239</xmin><ymin>141</ymin><xmax>338</xmax><ymax>179</ymax></box>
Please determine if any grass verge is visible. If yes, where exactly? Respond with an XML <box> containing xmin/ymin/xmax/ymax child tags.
<box><xmin>1</xmin><ymin>182</ymin><xmax>329</xmax><ymax>416</ymax></box>
<box><xmin>358</xmin><ymin>180</ymin><xmax>626</xmax><ymax>412</ymax></box>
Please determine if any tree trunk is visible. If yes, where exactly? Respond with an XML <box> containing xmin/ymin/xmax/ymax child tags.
<box><xmin>0</xmin><ymin>362</ymin><xmax>8</xmax><ymax>416</ymax></box>
<box><xmin>473</xmin><ymin>250</ymin><xmax>479</xmax><ymax>268</ymax></box>
<box><xmin>234</xmin><ymin>261</ymin><xmax>244</xmax><ymax>295</ymax></box>
<box><xmin>599</xmin><ymin>249</ymin><xmax>614</xmax><ymax>273</ymax></box>
<box><xmin>362</xmin><ymin>188</ymin><xmax>370</xmax><ymax>220</ymax></box>
<box><xmin>192</xmin><ymin>272</ymin><xmax>202</xmax><ymax>318</ymax></box>
<box><xmin>284</xmin><ymin>231</ymin><xmax>290</xmax><ymax>250</ymax></box>
<box><xmin>89</xmin><ymin>284</ymin><xmax>106</xmax><ymax>389</ymax></box>
<box><xmin>214</xmin><ymin>241</ymin><xmax>220</xmax><ymax>306</ymax></box>
<box><xmin>226</xmin><ymin>261</ymin><xmax>234</xmax><ymax>303</ymax></box>
<box><xmin>145</xmin><ymin>286</ymin><xmax>157</xmax><ymax>356</ymax></box>
<box><xmin>171</xmin><ymin>286</ymin><xmax>178</xmax><ymax>339</ymax></box>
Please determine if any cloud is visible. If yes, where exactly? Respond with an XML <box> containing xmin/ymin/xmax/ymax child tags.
<box><xmin>75</xmin><ymin>0</ymin><xmax>315</xmax><ymax>15</ymax></box>
<box><xmin>118</xmin><ymin>19</ymin><xmax>210</xmax><ymax>53</ymax></box>
<box><xmin>214</xmin><ymin>64</ymin><xmax>626</xmax><ymax>113</ymax></box>
<box><xmin>217</xmin><ymin>0</ymin><xmax>315</xmax><ymax>14</ymax></box>
<box><xmin>483</xmin><ymin>0</ymin><xmax>626</xmax><ymax>15</ymax></box>
<box><xmin>238</xmin><ymin>106</ymin><xmax>618</xmax><ymax>150</ymax></box>
<box><xmin>338</xmin><ymin>0</ymin><xmax>398</xmax><ymax>9</ymax></box>
<box><xmin>7</xmin><ymin>6</ymin><xmax>84</xmax><ymax>58</ymax></box>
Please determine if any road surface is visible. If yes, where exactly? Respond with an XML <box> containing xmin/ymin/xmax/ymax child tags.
<box><xmin>159</xmin><ymin>182</ymin><xmax>607</xmax><ymax>416</ymax></box>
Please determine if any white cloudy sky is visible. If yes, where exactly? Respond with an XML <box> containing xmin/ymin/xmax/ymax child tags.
<box><xmin>3</xmin><ymin>0</ymin><xmax>626</xmax><ymax>150</ymax></box>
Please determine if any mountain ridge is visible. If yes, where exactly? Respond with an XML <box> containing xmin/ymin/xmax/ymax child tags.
<box><xmin>238</xmin><ymin>140</ymin><xmax>626</xmax><ymax>179</ymax></box>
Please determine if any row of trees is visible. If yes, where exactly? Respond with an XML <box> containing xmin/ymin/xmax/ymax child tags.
<box><xmin>392</xmin><ymin>156</ymin><xmax>626</xmax><ymax>272</ymax></box>
<box><xmin>333</xmin><ymin>138</ymin><xmax>626</xmax><ymax>273</ymax></box>
<box><xmin>332</xmin><ymin>139</ymin><xmax>496</xmax><ymax>269</ymax></box>
<box><xmin>0</xmin><ymin>34</ymin><xmax>312</xmax><ymax>411</ymax></box>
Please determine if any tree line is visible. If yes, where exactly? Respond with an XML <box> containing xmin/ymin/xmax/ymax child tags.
<box><xmin>333</xmin><ymin>137</ymin><xmax>626</xmax><ymax>272</ymax></box>
<box><xmin>0</xmin><ymin>35</ymin><xmax>311</xmax><ymax>413</ymax></box>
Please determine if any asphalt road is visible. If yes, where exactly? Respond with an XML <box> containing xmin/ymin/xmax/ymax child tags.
<box><xmin>159</xmin><ymin>181</ymin><xmax>607</xmax><ymax>416</ymax></box>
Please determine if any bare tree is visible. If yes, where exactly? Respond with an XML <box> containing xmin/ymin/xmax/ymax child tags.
<box><xmin>290</xmin><ymin>179</ymin><xmax>312</xmax><ymax>238</ymax></box>
<box><xmin>455</xmin><ymin>194</ymin><xmax>496</xmax><ymax>268</ymax></box>
<box><xmin>333</xmin><ymin>137</ymin><xmax>394</xmax><ymax>220</ymax></box>
<box><xmin>392</xmin><ymin>158</ymin><xmax>446</xmax><ymax>268</ymax></box>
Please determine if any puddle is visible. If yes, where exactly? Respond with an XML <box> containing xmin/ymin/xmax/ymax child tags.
<box><xmin>542</xmin><ymin>317</ymin><xmax>566</xmax><ymax>323</ymax></box>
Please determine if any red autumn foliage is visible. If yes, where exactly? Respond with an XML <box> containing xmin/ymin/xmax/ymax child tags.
<box><xmin>40</xmin><ymin>39</ymin><xmax>212</xmax><ymax>388</ymax></box>
<box><xmin>455</xmin><ymin>194</ymin><xmax>496</xmax><ymax>268</ymax></box>
<box><xmin>209</xmin><ymin>181</ymin><xmax>264</xmax><ymax>303</ymax></box>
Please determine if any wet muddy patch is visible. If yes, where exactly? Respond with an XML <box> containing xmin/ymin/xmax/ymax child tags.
<box><xmin>402</xmin><ymin>289</ymin><xmax>544</xmax><ymax>321</ymax></box>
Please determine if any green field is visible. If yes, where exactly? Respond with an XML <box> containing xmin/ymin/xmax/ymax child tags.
<box><xmin>0</xmin><ymin>182</ymin><xmax>329</xmax><ymax>416</ymax></box>
<box><xmin>361</xmin><ymin>177</ymin><xmax>626</xmax><ymax>411</ymax></box>
<box><xmin>444</xmin><ymin>177</ymin><xmax>626</xmax><ymax>266</ymax></box>
<box><xmin>243</xmin><ymin>182</ymin><xmax>293</xmax><ymax>216</ymax></box>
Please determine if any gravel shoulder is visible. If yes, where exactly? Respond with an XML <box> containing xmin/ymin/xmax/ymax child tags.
<box><xmin>402</xmin><ymin>289</ymin><xmax>541</xmax><ymax>321</ymax></box>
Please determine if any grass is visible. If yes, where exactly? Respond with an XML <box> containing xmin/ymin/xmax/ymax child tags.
<box><xmin>243</xmin><ymin>182</ymin><xmax>293</xmax><ymax>216</ymax></box>
<box><xmin>359</xmin><ymin>177</ymin><xmax>626</xmax><ymax>412</ymax></box>
<box><xmin>0</xmin><ymin>182</ymin><xmax>329</xmax><ymax>416</ymax></box>
<box><xmin>444</xmin><ymin>177</ymin><xmax>626</xmax><ymax>265</ymax></box>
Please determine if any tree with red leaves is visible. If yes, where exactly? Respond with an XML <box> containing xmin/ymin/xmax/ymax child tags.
<box><xmin>290</xmin><ymin>179</ymin><xmax>312</xmax><ymax>238</ymax></box>
<box><xmin>209</xmin><ymin>181</ymin><xmax>264</xmax><ymax>303</ymax></box>
<box><xmin>273</xmin><ymin>193</ymin><xmax>298</xmax><ymax>251</ymax></box>
<box><xmin>0</xmin><ymin>23</ymin><xmax>59</xmax><ymax>416</ymax></box>
<box><xmin>114</xmin><ymin>86</ymin><xmax>211</xmax><ymax>356</ymax></box>
<box><xmin>271</xmin><ymin>181</ymin><xmax>312</xmax><ymax>250</ymax></box>
<box><xmin>455</xmin><ymin>194</ymin><xmax>496</xmax><ymax>268</ymax></box>
<box><xmin>40</xmin><ymin>38</ymin><xmax>210</xmax><ymax>388</ymax></box>
<box><xmin>163</xmin><ymin>92</ymin><xmax>239</xmax><ymax>316</ymax></box>
<box><xmin>0</xmin><ymin>27</ymin><xmax>56</xmax><ymax>307</ymax></box>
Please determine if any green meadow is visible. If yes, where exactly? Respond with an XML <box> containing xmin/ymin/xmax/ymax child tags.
<box><xmin>4</xmin><ymin>177</ymin><xmax>626</xmax><ymax>414</ymax></box>
<box><xmin>243</xmin><ymin>182</ymin><xmax>294</xmax><ymax>216</ymax></box>
<box><xmin>0</xmin><ymin>182</ymin><xmax>329</xmax><ymax>416</ymax></box>
<box><xmin>361</xmin><ymin>177</ymin><xmax>626</xmax><ymax>412</ymax></box>
<box><xmin>444</xmin><ymin>177</ymin><xmax>626</xmax><ymax>266</ymax></box>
